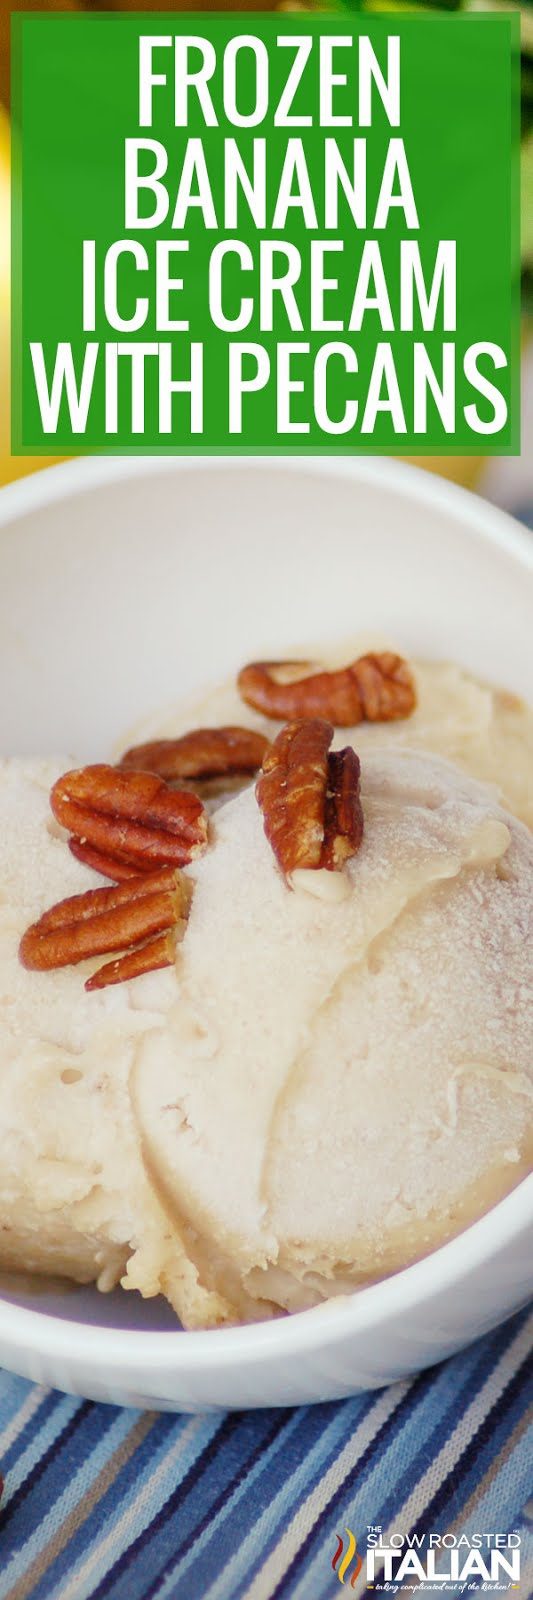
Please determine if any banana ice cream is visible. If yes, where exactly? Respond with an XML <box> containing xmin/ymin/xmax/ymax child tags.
<box><xmin>0</xmin><ymin>657</ymin><xmax>532</xmax><ymax>1328</ymax></box>
<box><xmin>0</xmin><ymin>759</ymin><xmax>235</xmax><ymax>1327</ymax></box>
<box><xmin>131</xmin><ymin>656</ymin><xmax>533</xmax><ymax>831</ymax></box>
<box><xmin>134</xmin><ymin>749</ymin><xmax>532</xmax><ymax>1320</ymax></box>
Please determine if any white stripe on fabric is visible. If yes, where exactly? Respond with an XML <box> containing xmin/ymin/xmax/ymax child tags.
<box><xmin>242</xmin><ymin>1381</ymin><xmax>411</xmax><ymax>1600</ymax></box>
<box><xmin>4</xmin><ymin>1394</ymin><xmax>80</xmax><ymax>1502</ymax></box>
<box><xmin>54</xmin><ymin>1414</ymin><xmax>208</xmax><ymax>1600</ymax></box>
<box><xmin>351</xmin><ymin>1313</ymin><xmax>533</xmax><ymax>1600</ymax></box>
<box><xmin>164</xmin><ymin>1400</ymin><xmax>359</xmax><ymax>1600</ymax></box>
<box><xmin>0</xmin><ymin>1408</ymin><xmax>145</xmax><ymax>1600</ymax></box>
<box><xmin>0</xmin><ymin>1385</ymin><xmax>50</xmax><ymax>1462</ymax></box>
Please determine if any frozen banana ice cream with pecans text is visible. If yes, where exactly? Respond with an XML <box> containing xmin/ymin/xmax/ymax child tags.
<box><xmin>0</xmin><ymin>649</ymin><xmax>532</xmax><ymax>1327</ymax></box>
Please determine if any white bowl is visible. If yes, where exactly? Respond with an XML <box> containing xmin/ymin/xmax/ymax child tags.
<box><xmin>0</xmin><ymin>454</ymin><xmax>531</xmax><ymax>1411</ymax></box>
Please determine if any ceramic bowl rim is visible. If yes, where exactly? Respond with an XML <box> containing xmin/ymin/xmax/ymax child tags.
<box><xmin>0</xmin><ymin>451</ymin><xmax>531</xmax><ymax>1376</ymax></box>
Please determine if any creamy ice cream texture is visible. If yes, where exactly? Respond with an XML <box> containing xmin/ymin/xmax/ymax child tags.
<box><xmin>0</xmin><ymin>759</ymin><xmax>232</xmax><ymax>1326</ymax></box>
<box><xmin>135</xmin><ymin>750</ymin><xmax>532</xmax><ymax>1321</ymax></box>
<box><xmin>131</xmin><ymin>657</ymin><xmax>533</xmax><ymax>830</ymax></box>
<box><xmin>0</xmin><ymin>658</ymin><xmax>532</xmax><ymax>1327</ymax></box>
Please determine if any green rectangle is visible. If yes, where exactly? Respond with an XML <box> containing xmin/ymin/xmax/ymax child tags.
<box><xmin>11</xmin><ymin>10</ymin><xmax>520</xmax><ymax>454</ymax></box>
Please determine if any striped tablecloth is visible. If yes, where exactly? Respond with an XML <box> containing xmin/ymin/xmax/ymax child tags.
<box><xmin>0</xmin><ymin>1307</ymin><xmax>530</xmax><ymax>1600</ymax></box>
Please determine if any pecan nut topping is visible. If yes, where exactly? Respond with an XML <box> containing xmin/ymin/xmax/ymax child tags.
<box><xmin>256</xmin><ymin>718</ymin><xmax>364</xmax><ymax>877</ymax></box>
<box><xmin>68</xmin><ymin>839</ymin><xmax>142</xmax><ymax>882</ymax></box>
<box><xmin>50</xmin><ymin>764</ymin><xmax>208</xmax><ymax>874</ymax></box>
<box><xmin>118</xmin><ymin>726</ymin><xmax>270</xmax><ymax>784</ymax></box>
<box><xmin>85</xmin><ymin>931</ymin><xmax>177</xmax><ymax>992</ymax></box>
<box><xmin>238</xmin><ymin>651</ymin><xmax>416</xmax><ymax>726</ymax></box>
<box><xmin>322</xmin><ymin>747</ymin><xmax>365</xmax><ymax>870</ymax></box>
<box><xmin>20</xmin><ymin>867</ymin><xmax>191</xmax><ymax>991</ymax></box>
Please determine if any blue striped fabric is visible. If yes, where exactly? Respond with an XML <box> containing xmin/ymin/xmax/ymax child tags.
<box><xmin>0</xmin><ymin>1308</ymin><xmax>530</xmax><ymax>1600</ymax></box>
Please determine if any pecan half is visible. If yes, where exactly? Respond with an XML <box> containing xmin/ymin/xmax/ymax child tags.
<box><xmin>238</xmin><ymin>652</ymin><xmax>416</xmax><ymax>726</ymax></box>
<box><xmin>19</xmin><ymin>867</ymin><xmax>191</xmax><ymax>991</ymax></box>
<box><xmin>118</xmin><ymin>726</ymin><xmax>270</xmax><ymax>784</ymax></box>
<box><xmin>322</xmin><ymin>747</ymin><xmax>364</xmax><ymax>869</ymax></box>
<box><xmin>86</xmin><ymin>931</ymin><xmax>176</xmax><ymax>992</ymax></box>
<box><xmin>256</xmin><ymin>718</ymin><xmax>363</xmax><ymax>877</ymax></box>
<box><xmin>68</xmin><ymin>839</ymin><xmax>141</xmax><ymax>881</ymax></box>
<box><xmin>50</xmin><ymin>765</ymin><xmax>208</xmax><ymax>874</ymax></box>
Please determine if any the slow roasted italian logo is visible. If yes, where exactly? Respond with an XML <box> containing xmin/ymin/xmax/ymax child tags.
<box><xmin>332</xmin><ymin>1528</ymin><xmax>363</xmax><ymax>1587</ymax></box>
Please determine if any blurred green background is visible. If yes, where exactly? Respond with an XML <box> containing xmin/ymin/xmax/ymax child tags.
<box><xmin>0</xmin><ymin>0</ymin><xmax>531</xmax><ymax>487</ymax></box>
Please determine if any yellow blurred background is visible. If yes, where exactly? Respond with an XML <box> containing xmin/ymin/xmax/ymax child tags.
<box><xmin>0</xmin><ymin>100</ymin><xmax>64</xmax><ymax>483</ymax></box>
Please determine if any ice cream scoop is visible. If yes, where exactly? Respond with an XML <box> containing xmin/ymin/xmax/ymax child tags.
<box><xmin>1</xmin><ymin>742</ymin><xmax>531</xmax><ymax>1330</ymax></box>
<box><xmin>133</xmin><ymin>747</ymin><xmax>532</xmax><ymax>1322</ymax></box>
<box><xmin>0</xmin><ymin>758</ymin><xmax>234</xmax><ymax>1326</ymax></box>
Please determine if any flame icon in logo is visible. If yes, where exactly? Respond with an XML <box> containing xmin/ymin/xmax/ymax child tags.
<box><xmin>332</xmin><ymin>1529</ymin><xmax>363</xmax><ymax>1587</ymax></box>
